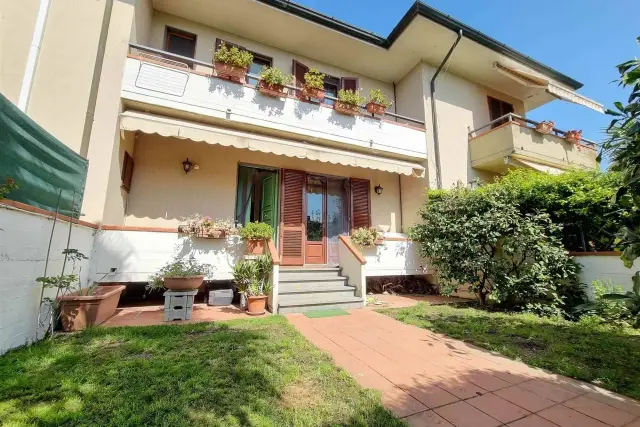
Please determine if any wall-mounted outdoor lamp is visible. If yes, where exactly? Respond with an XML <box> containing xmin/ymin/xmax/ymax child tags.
<box><xmin>374</xmin><ymin>184</ymin><xmax>383</xmax><ymax>195</ymax></box>
<box><xmin>182</xmin><ymin>158</ymin><xmax>193</xmax><ymax>174</ymax></box>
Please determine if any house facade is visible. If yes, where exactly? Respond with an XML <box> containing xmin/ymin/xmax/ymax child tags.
<box><xmin>0</xmin><ymin>0</ymin><xmax>601</xmax><ymax>313</ymax></box>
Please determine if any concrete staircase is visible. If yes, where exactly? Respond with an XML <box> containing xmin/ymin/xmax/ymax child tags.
<box><xmin>278</xmin><ymin>266</ymin><xmax>364</xmax><ymax>314</ymax></box>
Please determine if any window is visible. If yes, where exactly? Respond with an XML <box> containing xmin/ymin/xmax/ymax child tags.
<box><xmin>164</xmin><ymin>27</ymin><xmax>197</xmax><ymax>60</ymax></box>
<box><xmin>216</xmin><ymin>39</ymin><xmax>272</xmax><ymax>86</ymax></box>
<box><xmin>292</xmin><ymin>60</ymin><xmax>360</xmax><ymax>105</ymax></box>
<box><xmin>121</xmin><ymin>151</ymin><xmax>134</xmax><ymax>193</ymax></box>
<box><xmin>488</xmin><ymin>96</ymin><xmax>514</xmax><ymax>128</ymax></box>
<box><xmin>341</xmin><ymin>77</ymin><xmax>359</xmax><ymax>92</ymax></box>
<box><xmin>323</xmin><ymin>75</ymin><xmax>340</xmax><ymax>106</ymax></box>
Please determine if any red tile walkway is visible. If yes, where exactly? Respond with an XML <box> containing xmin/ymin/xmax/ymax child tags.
<box><xmin>287</xmin><ymin>309</ymin><xmax>640</xmax><ymax>427</ymax></box>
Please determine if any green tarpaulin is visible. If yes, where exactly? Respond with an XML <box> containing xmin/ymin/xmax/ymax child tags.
<box><xmin>0</xmin><ymin>93</ymin><xmax>88</xmax><ymax>217</ymax></box>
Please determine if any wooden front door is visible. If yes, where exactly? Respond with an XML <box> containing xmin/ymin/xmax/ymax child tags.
<box><xmin>279</xmin><ymin>169</ymin><xmax>305</xmax><ymax>265</ymax></box>
<box><xmin>305</xmin><ymin>176</ymin><xmax>326</xmax><ymax>264</ymax></box>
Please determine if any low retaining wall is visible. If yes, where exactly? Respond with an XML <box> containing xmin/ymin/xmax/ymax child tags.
<box><xmin>0</xmin><ymin>205</ymin><xmax>95</xmax><ymax>354</ymax></box>
<box><xmin>361</xmin><ymin>236</ymin><xmax>428</xmax><ymax>277</ymax></box>
<box><xmin>572</xmin><ymin>252</ymin><xmax>634</xmax><ymax>299</ymax></box>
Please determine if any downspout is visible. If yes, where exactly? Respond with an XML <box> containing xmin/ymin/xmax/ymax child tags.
<box><xmin>79</xmin><ymin>0</ymin><xmax>114</xmax><ymax>158</ymax></box>
<box><xmin>430</xmin><ymin>29</ymin><xmax>462</xmax><ymax>189</ymax></box>
<box><xmin>17</xmin><ymin>0</ymin><xmax>51</xmax><ymax>112</ymax></box>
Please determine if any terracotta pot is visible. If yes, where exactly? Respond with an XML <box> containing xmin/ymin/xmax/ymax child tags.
<box><xmin>365</xmin><ymin>102</ymin><xmax>386</xmax><ymax>115</ymax></box>
<box><xmin>247</xmin><ymin>295</ymin><xmax>268</xmax><ymax>315</ymax></box>
<box><xmin>258</xmin><ymin>80</ymin><xmax>286</xmax><ymax>98</ymax></box>
<box><xmin>334</xmin><ymin>101</ymin><xmax>360</xmax><ymax>116</ymax></box>
<box><xmin>246</xmin><ymin>239</ymin><xmax>265</xmax><ymax>255</ymax></box>
<box><xmin>163</xmin><ymin>275</ymin><xmax>205</xmax><ymax>291</ymax></box>
<box><xmin>535</xmin><ymin>121</ymin><xmax>554</xmax><ymax>134</ymax></box>
<box><xmin>301</xmin><ymin>85</ymin><xmax>325</xmax><ymax>102</ymax></box>
<box><xmin>58</xmin><ymin>285</ymin><xmax>125</xmax><ymax>331</ymax></box>
<box><xmin>207</xmin><ymin>229</ymin><xmax>227</xmax><ymax>239</ymax></box>
<box><xmin>214</xmin><ymin>61</ymin><xmax>248</xmax><ymax>83</ymax></box>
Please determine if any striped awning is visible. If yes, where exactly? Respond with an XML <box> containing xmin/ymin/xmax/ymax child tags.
<box><xmin>119</xmin><ymin>111</ymin><xmax>426</xmax><ymax>177</ymax></box>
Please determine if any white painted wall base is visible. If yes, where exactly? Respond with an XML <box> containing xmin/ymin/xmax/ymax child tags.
<box><xmin>0</xmin><ymin>206</ymin><xmax>94</xmax><ymax>354</ymax></box>
<box><xmin>362</xmin><ymin>237</ymin><xmax>428</xmax><ymax>277</ymax></box>
<box><xmin>574</xmin><ymin>254</ymin><xmax>635</xmax><ymax>299</ymax></box>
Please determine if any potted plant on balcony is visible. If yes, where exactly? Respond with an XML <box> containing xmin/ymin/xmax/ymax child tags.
<box><xmin>565</xmin><ymin>129</ymin><xmax>583</xmax><ymax>143</ymax></box>
<box><xmin>239</xmin><ymin>221</ymin><xmax>274</xmax><ymax>255</ymax></box>
<box><xmin>258</xmin><ymin>67</ymin><xmax>292</xmax><ymax>98</ymax></box>
<box><xmin>213</xmin><ymin>41</ymin><xmax>253</xmax><ymax>83</ymax></box>
<box><xmin>301</xmin><ymin>68</ymin><xmax>326</xmax><ymax>102</ymax></box>
<box><xmin>351</xmin><ymin>227</ymin><xmax>381</xmax><ymax>248</ymax></box>
<box><xmin>147</xmin><ymin>256</ymin><xmax>213</xmax><ymax>293</ymax></box>
<box><xmin>535</xmin><ymin>120</ymin><xmax>555</xmax><ymax>134</ymax></box>
<box><xmin>335</xmin><ymin>89</ymin><xmax>365</xmax><ymax>116</ymax></box>
<box><xmin>366</xmin><ymin>89</ymin><xmax>393</xmax><ymax>115</ymax></box>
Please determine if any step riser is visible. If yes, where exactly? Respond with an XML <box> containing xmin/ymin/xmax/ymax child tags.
<box><xmin>278</xmin><ymin>301</ymin><xmax>364</xmax><ymax>314</ymax></box>
<box><xmin>279</xmin><ymin>280</ymin><xmax>348</xmax><ymax>289</ymax></box>
<box><xmin>279</xmin><ymin>270</ymin><xmax>342</xmax><ymax>280</ymax></box>
<box><xmin>279</xmin><ymin>291</ymin><xmax>357</xmax><ymax>305</ymax></box>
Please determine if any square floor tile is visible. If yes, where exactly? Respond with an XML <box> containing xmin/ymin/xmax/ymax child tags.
<box><xmin>494</xmin><ymin>385</ymin><xmax>556</xmax><ymax>412</ymax></box>
<box><xmin>467</xmin><ymin>393</ymin><xmax>531</xmax><ymax>423</ymax></box>
<box><xmin>508</xmin><ymin>414</ymin><xmax>563</xmax><ymax>427</ymax></box>
<box><xmin>538</xmin><ymin>404</ymin><xmax>610</xmax><ymax>427</ymax></box>
<box><xmin>405</xmin><ymin>410</ymin><xmax>455</xmax><ymax>427</ymax></box>
<box><xmin>518</xmin><ymin>379</ymin><xmax>580</xmax><ymax>403</ymax></box>
<box><xmin>434</xmin><ymin>401</ymin><xmax>501</xmax><ymax>427</ymax></box>
<box><xmin>564</xmin><ymin>395</ymin><xmax>637</xmax><ymax>427</ymax></box>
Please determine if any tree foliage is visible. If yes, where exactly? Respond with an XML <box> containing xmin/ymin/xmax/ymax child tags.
<box><xmin>410</xmin><ymin>186</ymin><xmax>584</xmax><ymax>315</ymax></box>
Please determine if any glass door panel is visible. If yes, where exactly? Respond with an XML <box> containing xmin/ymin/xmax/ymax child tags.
<box><xmin>305</xmin><ymin>177</ymin><xmax>325</xmax><ymax>264</ymax></box>
<box><xmin>326</xmin><ymin>179</ymin><xmax>348</xmax><ymax>265</ymax></box>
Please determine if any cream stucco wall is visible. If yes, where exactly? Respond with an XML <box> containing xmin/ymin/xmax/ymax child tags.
<box><xmin>130</xmin><ymin>0</ymin><xmax>153</xmax><ymax>45</ymax></box>
<box><xmin>121</xmin><ymin>132</ymin><xmax>404</xmax><ymax>233</ymax></box>
<box><xmin>146</xmin><ymin>11</ymin><xmax>396</xmax><ymax>114</ymax></box>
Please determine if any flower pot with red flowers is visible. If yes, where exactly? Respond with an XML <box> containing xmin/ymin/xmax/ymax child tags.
<box><xmin>535</xmin><ymin>120</ymin><xmax>555</xmax><ymax>134</ymax></box>
<box><xmin>565</xmin><ymin>129</ymin><xmax>583</xmax><ymax>144</ymax></box>
<box><xmin>334</xmin><ymin>89</ymin><xmax>365</xmax><ymax>116</ymax></box>
<box><xmin>239</xmin><ymin>222</ymin><xmax>274</xmax><ymax>255</ymax></box>
<box><xmin>300</xmin><ymin>68</ymin><xmax>326</xmax><ymax>102</ymax></box>
<box><xmin>365</xmin><ymin>89</ymin><xmax>393</xmax><ymax>116</ymax></box>
<box><xmin>258</xmin><ymin>67</ymin><xmax>292</xmax><ymax>98</ymax></box>
<box><xmin>213</xmin><ymin>42</ymin><xmax>253</xmax><ymax>84</ymax></box>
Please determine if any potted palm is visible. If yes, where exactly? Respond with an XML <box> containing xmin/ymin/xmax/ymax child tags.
<box><xmin>301</xmin><ymin>68</ymin><xmax>325</xmax><ymax>102</ymax></box>
<box><xmin>247</xmin><ymin>254</ymin><xmax>272</xmax><ymax>315</ymax></box>
<box><xmin>258</xmin><ymin>67</ymin><xmax>292</xmax><ymax>98</ymax></box>
<box><xmin>335</xmin><ymin>89</ymin><xmax>365</xmax><ymax>116</ymax></box>
<box><xmin>239</xmin><ymin>221</ymin><xmax>274</xmax><ymax>255</ymax></box>
<box><xmin>366</xmin><ymin>89</ymin><xmax>393</xmax><ymax>115</ymax></box>
<box><xmin>232</xmin><ymin>260</ymin><xmax>255</xmax><ymax>310</ymax></box>
<box><xmin>535</xmin><ymin>120</ymin><xmax>555</xmax><ymax>134</ymax></box>
<box><xmin>147</xmin><ymin>256</ymin><xmax>213</xmax><ymax>292</ymax></box>
<box><xmin>213</xmin><ymin>42</ymin><xmax>253</xmax><ymax>83</ymax></box>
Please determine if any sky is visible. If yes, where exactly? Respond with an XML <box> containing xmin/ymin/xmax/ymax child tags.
<box><xmin>293</xmin><ymin>0</ymin><xmax>640</xmax><ymax>169</ymax></box>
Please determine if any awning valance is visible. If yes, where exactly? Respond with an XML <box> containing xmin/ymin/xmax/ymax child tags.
<box><xmin>507</xmin><ymin>156</ymin><xmax>564</xmax><ymax>175</ymax></box>
<box><xmin>494</xmin><ymin>62</ymin><xmax>604</xmax><ymax>114</ymax></box>
<box><xmin>119</xmin><ymin>111</ymin><xmax>425</xmax><ymax>177</ymax></box>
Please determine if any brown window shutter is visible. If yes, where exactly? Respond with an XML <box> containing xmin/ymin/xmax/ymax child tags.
<box><xmin>341</xmin><ymin>77</ymin><xmax>358</xmax><ymax>92</ymax></box>
<box><xmin>280</xmin><ymin>169</ymin><xmax>306</xmax><ymax>266</ymax></box>
<box><xmin>350</xmin><ymin>178</ymin><xmax>371</xmax><ymax>230</ymax></box>
<box><xmin>121</xmin><ymin>151</ymin><xmax>134</xmax><ymax>193</ymax></box>
<box><xmin>293</xmin><ymin>60</ymin><xmax>309</xmax><ymax>88</ymax></box>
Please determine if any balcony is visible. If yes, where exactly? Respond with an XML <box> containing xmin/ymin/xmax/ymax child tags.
<box><xmin>119</xmin><ymin>45</ymin><xmax>427</xmax><ymax>161</ymax></box>
<box><xmin>468</xmin><ymin>114</ymin><xmax>599</xmax><ymax>173</ymax></box>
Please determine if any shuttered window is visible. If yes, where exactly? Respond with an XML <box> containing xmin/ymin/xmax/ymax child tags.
<box><xmin>350</xmin><ymin>178</ymin><xmax>371</xmax><ymax>230</ymax></box>
<box><xmin>488</xmin><ymin>96</ymin><xmax>514</xmax><ymax>128</ymax></box>
<box><xmin>121</xmin><ymin>151</ymin><xmax>134</xmax><ymax>193</ymax></box>
<box><xmin>280</xmin><ymin>169</ymin><xmax>306</xmax><ymax>266</ymax></box>
<box><xmin>293</xmin><ymin>60</ymin><xmax>309</xmax><ymax>89</ymax></box>
<box><xmin>341</xmin><ymin>77</ymin><xmax>359</xmax><ymax>92</ymax></box>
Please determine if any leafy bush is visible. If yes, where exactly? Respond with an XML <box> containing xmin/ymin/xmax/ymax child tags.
<box><xmin>147</xmin><ymin>256</ymin><xmax>212</xmax><ymax>292</ymax></box>
<box><xmin>410</xmin><ymin>186</ymin><xmax>584</xmax><ymax>315</ymax></box>
<box><xmin>239</xmin><ymin>221</ymin><xmax>274</xmax><ymax>240</ymax></box>
<box><xmin>0</xmin><ymin>177</ymin><xmax>17</xmax><ymax>200</ymax></box>
<box><xmin>259</xmin><ymin>67</ymin><xmax>293</xmax><ymax>86</ymax></box>
<box><xmin>232</xmin><ymin>254</ymin><xmax>272</xmax><ymax>297</ymax></box>
<box><xmin>579</xmin><ymin>281</ymin><xmax>635</xmax><ymax>328</ymax></box>
<box><xmin>337</xmin><ymin>89</ymin><xmax>365</xmax><ymax>107</ymax></box>
<box><xmin>368</xmin><ymin>89</ymin><xmax>392</xmax><ymax>108</ymax></box>
<box><xmin>213</xmin><ymin>42</ymin><xmax>253</xmax><ymax>68</ymax></box>
<box><xmin>351</xmin><ymin>227</ymin><xmax>380</xmax><ymax>247</ymax></box>
<box><xmin>303</xmin><ymin>68</ymin><xmax>325</xmax><ymax>90</ymax></box>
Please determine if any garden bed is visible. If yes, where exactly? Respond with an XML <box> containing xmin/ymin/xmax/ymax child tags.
<box><xmin>380</xmin><ymin>303</ymin><xmax>640</xmax><ymax>400</ymax></box>
<box><xmin>0</xmin><ymin>316</ymin><xmax>401</xmax><ymax>426</ymax></box>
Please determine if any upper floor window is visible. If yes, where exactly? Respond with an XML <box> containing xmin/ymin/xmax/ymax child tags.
<box><xmin>488</xmin><ymin>96</ymin><xmax>514</xmax><ymax>128</ymax></box>
<box><xmin>215</xmin><ymin>38</ymin><xmax>272</xmax><ymax>86</ymax></box>
<box><xmin>164</xmin><ymin>27</ymin><xmax>197</xmax><ymax>60</ymax></box>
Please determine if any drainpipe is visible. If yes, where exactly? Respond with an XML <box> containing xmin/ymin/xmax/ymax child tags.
<box><xmin>79</xmin><ymin>0</ymin><xmax>114</xmax><ymax>158</ymax></box>
<box><xmin>17</xmin><ymin>0</ymin><xmax>51</xmax><ymax>112</ymax></box>
<box><xmin>430</xmin><ymin>29</ymin><xmax>462</xmax><ymax>189</ymax></box>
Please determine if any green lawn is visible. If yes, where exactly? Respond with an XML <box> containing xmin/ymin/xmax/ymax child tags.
<box><xmin>0</xmin><ymin>316</ymin><xmax>402</xmax><ymax>427</ymax></box>
<box><xmin>380</xmin><ymin>303</ymin><xmax>640</xmax><ymax>400</ymax></box>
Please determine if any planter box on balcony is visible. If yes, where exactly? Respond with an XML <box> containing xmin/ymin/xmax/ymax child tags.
<box><xmin>214</xmin><ymin>61</ymin><xmax>247</xmax><ymax>83</ymax></box>
<box><xmin>366</xmin><ymin>102</ymin><xmax>386</xmax><ymax>116</ymax></box>
<box><xmin>58</xmin><ymin>285</ymin><xmax>125</xmax><ymax>331</ymax></box>
<box><xmin>301</xmin><ymin>85</ymin><xmax>325</xmax><ymax>102</ymax></box>
<box><xmin>334</xmin><ymin>101</ymin><xmax>360</xmax><ymax>116</ymax></box>
<box><xmin>257</xmin><ymin>80</ymin><xmax>287</xmax><ymax>98</ymax></box>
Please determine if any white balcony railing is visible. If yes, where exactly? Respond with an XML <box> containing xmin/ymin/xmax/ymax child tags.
<box><xmin>120</xmin><ymin>44</ymin><xmax>428</xmax><ymax>160</ymax></box>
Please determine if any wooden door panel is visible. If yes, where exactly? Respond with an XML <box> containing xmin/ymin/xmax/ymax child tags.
<box><xmin>280</xmin><ymin>169</ymin><xmax>305</xmax><ymax>266</ymax></box>
<box><xmin>305</xmin><ymin>242</ymin><xmax>324</xmax><ymax>264</ymax></box>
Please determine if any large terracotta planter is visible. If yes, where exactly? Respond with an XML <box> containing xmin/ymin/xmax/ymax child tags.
<box><xmin>301</xmin><ymin>85</ymin><xmax>325</xmax><ymax>102</ymax></box>
<box><xmin>214</xmin><ymin>61</ymin><xmax>248</xmax><ymax>83</ymax></box>
<box><xmin>258</xmin><ymin>80</ymin><xmax>286</xmax><ymax>98</ymax></box>
<box><xmin>246</xmin><ymin>239</ymin><xmax>265</xmax><ymax>255</ymax></box>
<box><xmin>365</xmin><ymin>102</ymin><xmax>386</xmax><ymax>115</ymax></box>
<box><xmin>334</xmin><ymin>101</ymin><xmax>360</xmax><ymax>116</ymax></box>
<box><xmin>58</xmin><ymin>285</ymin><xmax>125</xmax><ymax>331</ymax></box>
<box><xmin>163</xmin><ymin>275</ymin><xmax>205</xmax><ymax>291</ymax></box>
<box><xmin>247</xmin><ymin>295</ymin><xmax>268</xmax><ymax>315</ymax></box>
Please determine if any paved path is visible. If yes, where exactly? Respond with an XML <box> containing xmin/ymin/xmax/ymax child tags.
<box><xmin>288</xmin><ymin>309</ymin><xmax>640</xmax><ymax>427</ymax></box>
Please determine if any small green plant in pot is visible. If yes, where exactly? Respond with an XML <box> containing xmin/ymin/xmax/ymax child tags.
<box><xmin>366</xmin><ymin>89</ymin><xmax>393</xmax><ymax>115</ymax></box>
<box><xmin>301</xmin><ymin>68</ymin><xmax>326</xmax><ymax>102</ymax></box>
<box><xmin>232</xmin><ymin>254</ymin><xmax>272</xmax><ymax>314</ymax></box>
<box><xmin>258</xmin><ymin>67</ymin><xmax>292</xmax><ymax>98</ymax></box>
<box><xmin>213</xmin><ymin>42</ymin><xmax>253</xmax><ymax>83</ymax></box>
<box><xmin>351</xmin><ymin>227</ymin><xmax>381</xmax><ymax>247</ymax></box>
<box><xmin>335</xmin><ymin>89</ymin><xmax>365</xmax><ymax>116</ymax></box>
<box><xmin>147</xmin><ymin>256</ymin><xmax>213</xmax><ymax>293</ymax></box>
<box><xmin>239</xmin><ymin>222</ymin><xmax>274</xmax><ymax>254</ymax></box>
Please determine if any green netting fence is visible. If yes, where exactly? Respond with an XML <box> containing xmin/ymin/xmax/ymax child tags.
<box><xmin>0</xmin><ymin>93</ymin><xmax>88</xmax><ymax>218</ymax></box>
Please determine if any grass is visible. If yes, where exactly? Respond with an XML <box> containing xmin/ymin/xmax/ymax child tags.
<box><xmin>0</xmin><ymin>316</ymin><xmax>403</xmax><ymax>427</ymax></box>
<box><xmin>380</xmin><ymin>303</ymin><xmax>640</xmax><ymax>400</ymax></box>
